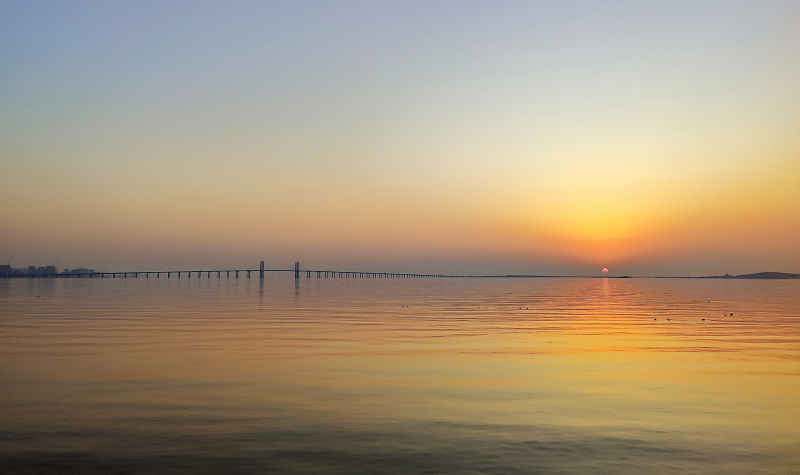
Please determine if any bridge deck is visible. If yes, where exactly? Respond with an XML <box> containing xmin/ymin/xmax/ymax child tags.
<box><xmin>3</xmin><ymin>269</ymin><xmax>450</xmax><ymax>279</ymax></box>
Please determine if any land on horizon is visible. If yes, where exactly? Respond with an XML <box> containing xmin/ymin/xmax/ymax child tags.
<box><xmin>698</xmin><ymin>272</ymin><xmax>800</xmax><ymax>279</ymax></box>
<box><xmin>1</xmin><ymin>263</ymin><xmax>798</xmax><ymax>280</ymax></box>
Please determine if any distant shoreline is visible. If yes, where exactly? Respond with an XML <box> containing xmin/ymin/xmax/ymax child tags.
<box><xmin>656</xmin><ymin>272</ymin><xmax>800</xmax><ymax>280</ymax></box>
<box><xmin>458</xmin><ymin>272</ymin><xmax>800</xmax><ymax>279</ymax></box>
<box><xmin>2</xmin><ymin>272</ymin><xmax>798</xmax><ymax>280</ymax></box>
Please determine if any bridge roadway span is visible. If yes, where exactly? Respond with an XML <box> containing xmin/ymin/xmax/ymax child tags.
<box><xmin>10</xmin><ymin>268</ymin><xmax>450</xmax><ymax>280</ymax></box>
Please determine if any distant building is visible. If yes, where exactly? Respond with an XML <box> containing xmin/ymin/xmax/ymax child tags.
<box><xmin>0</xmin><ymin>264</ymin><xmax>97</xmax><ymax>277</ymax></box>
<box><xmin>63</xmin><ymin>268</ymin><xmax>95</xmax><ymax>274</ymax></box>
<box><xmin>20</xmin><ymin>266</ymin><xmax>58</xmax><ymax>276</ymax></box>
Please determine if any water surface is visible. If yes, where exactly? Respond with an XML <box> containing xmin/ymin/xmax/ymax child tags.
<box><xmin>1</xmin><ymin>276</ymin><xmax>799</xmax><ymax>473</ymax></box>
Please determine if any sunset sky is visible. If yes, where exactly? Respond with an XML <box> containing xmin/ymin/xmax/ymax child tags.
<box><xmin>2</xmin><ymin>1</ymin><xmax>798</xmax><ymax>275</ymax></box>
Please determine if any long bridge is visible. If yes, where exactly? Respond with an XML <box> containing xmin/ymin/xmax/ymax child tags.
<box><xmin>4</xmin><ymin>261</ymin><xmax>450</xmax><ymax>280</ymax></box>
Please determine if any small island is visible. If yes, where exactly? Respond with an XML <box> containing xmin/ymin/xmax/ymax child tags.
<box><xmin>704</xmin><ymin>272</ymin><xmax>800</xmax><ymax>279</ymax></box>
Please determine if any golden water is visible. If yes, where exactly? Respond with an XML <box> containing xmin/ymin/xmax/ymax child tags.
<box><xmin>1</xmin><ymin>276</ymin><xmax>798</xmax><ymax>473</ymax></box>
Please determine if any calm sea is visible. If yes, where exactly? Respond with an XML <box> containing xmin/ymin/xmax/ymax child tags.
<box><xmin>1</xmin><ymin>276</ymin><xmax>799</xmax><ymax>473</ymax></box>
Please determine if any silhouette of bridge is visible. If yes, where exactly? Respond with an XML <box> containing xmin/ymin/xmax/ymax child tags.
<box><xmin>3</xmin><ymin>261</ymin><xmax>450</xmax><ymax>280</ymax></box>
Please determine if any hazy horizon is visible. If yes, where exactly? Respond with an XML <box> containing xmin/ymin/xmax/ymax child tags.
<box><xmin>3</xmin><ymin>1</ymin><xmax>799</xmax><ymax>276</ymax></box>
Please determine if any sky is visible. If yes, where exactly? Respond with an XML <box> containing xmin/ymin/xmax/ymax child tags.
<box><xmin>2</xmin><ymin>1</ymin><xmax>798</xmax><ymax>275</ymax></box>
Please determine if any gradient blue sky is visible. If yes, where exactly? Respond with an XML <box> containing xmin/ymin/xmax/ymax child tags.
<box><xmin>2</xmin><ymin>1</ymin><xmax>798</xmax><ymax>274</ymax></box>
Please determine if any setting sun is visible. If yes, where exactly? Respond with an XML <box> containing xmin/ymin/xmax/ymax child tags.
<box><xmin>602</xmin><ymin>268</ymin><xmax>609</xmax><ymax>273</ymax></box>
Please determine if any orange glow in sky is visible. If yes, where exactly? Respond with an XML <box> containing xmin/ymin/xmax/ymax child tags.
<box><xmin>1</xmin><ymin>3</ymin><xmax>799</xmax><ymax>275</ymax></box>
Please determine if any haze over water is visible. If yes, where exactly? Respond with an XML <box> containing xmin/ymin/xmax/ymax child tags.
<box><xmin>2</xmin><ymin>276</ymin><xmax>798</xmax><ymax>473</ymax></box>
